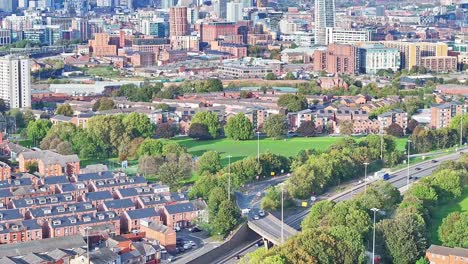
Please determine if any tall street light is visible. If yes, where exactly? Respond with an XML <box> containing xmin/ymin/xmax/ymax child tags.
<box><xmin>281</xmin><ymin>183</ymin><xmax>284</xmax><ymax>244</ymax></box>
<box><xmin>407</xmin><ymin>140</ymin><xmax>411</xmax><ymax>187</ymax></box>
<box><xmin>256</xmin><ymin>131</ymin><xmax>260</xmax><ymax>165</ymax></box>
<box><xmin>84</xmin><ymin>226</ymin><xmax>92</xmax><ymax>264</ymax></box>
<box><xmin>371</xmin><ymin>208</ymin><xmax>380</xmax><ymax>264</ymax></box>
<box><xmin>228</xmin><ymin>155</ymin><xmax>232</xmax><ymax>198</ymax></box>
<box><xmin>460</xmin><ymin>113</ymin><xmax>464</xmax><ymax>149</ymax></box>
<box><xmin>364</xmin><ymin>162</ymin><xmax>369</xmax><ymax>194</ymax></box>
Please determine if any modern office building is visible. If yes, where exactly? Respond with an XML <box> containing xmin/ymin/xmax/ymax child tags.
<box><xmin>359</xmin><ymin>44</ymin><xmax>400</xmax><ymax>74</ymax></box>
<box><xmin>0</xmin><ymin>30</ymin><xmax>12</xmax><ymax>46</ymax></box>
<box><xmin>142</xmin><ymin>20</ymin><xmax>166</xmax><ymax>37</ymax></box>
<box><xmin>0</xmin><ymin>56</ymin><xmax>31</xmax><ymax>109</ymax></box>
<box><xmin>325</xmin><ymin>27</ymin><xmax>371</xmax><ymax>45</ymax></box>
<box><xmin>314</xmin><ymin>0</ymin><xmax>335</xmax><ymax>45</ymax></box>
<box><xmin>169</xmin><ymin>7</ymin><xmax>188</xmax><ymax>37</ymax></box>
<box><xmin>227</xmin><ymin>2</ymin><xmax>244</xmax><ymax>22</ymax></box>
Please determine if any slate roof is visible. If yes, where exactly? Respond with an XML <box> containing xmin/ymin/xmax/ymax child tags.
<box><xmin>84</xmin><ymin>191</ymin><xmax>113</xmax><ymax>201</ymax></box>
<box><xmin>103</xmin><ymin>198</ymin><xmax>135</xmax><ymax>209</ymax></box>
<box><xmin>125</xmin><ymin>208</ymin><xmax>159</xmax><ymax>220</ymax></box>
<box><xmin>164</xmin><ymin>202</ymin><xmax>196</xmax><ymax>214</ymax></box>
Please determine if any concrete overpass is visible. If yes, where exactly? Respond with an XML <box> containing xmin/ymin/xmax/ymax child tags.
<box><xmin>247</xmin><ymin>214</ymin><xmax>298</xmax><ymax>246</ymax></box>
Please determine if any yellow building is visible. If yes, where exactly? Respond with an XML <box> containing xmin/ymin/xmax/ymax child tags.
<box><xmin>378</xmin><ymin>41</ymin><xmax>449</xmax><ymax>70</ymax></box>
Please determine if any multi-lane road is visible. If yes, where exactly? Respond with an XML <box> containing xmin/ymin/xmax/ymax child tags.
<box><xmin>216</xmin><ymin>150</ymin><xmax>466</xmax><ymax>263</ymax></box>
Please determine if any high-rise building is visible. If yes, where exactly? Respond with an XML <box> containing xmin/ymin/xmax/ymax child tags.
<box><xmin>142</xmin><ymin>20</ymin><xmax>166</xmax><ymax>37</ymax></box>
<box><xmin>0</xmin><ymin>0</ymin><xmax>18</xmax><ymax>12</ymax></box>
<box><xmin>170</xmin><ymin>7</ymin><xmax>188</xmax><ymax>37</ymax></box>
<box><xmin>227</xmin><ymin>2</ymin><xmax>243</xmax><ymax>22</ymax></box>
<box><xmin>256</xmin><ymin>0</ymin><xmax>267</xmax><ymax>7</ymax></box>
<box><xmin>314</xmin><ymin>0</ymin><xmax>335</xmax><ymax>45</ymax></box>
<box><xmin>242</xmin><ymin>0</ymin><xmax>252</xmax><ymax>8</ymax></box>
<box><xmin>0</xmin><ymin>56</ymin><xmax>31</xmax><ymax>109</ymax></box>
<box><xmin>215</xmin><ymin>0</ymin><xmax>227</xmax><ymax>19</ymax></box>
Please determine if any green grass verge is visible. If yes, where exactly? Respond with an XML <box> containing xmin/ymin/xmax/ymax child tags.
<box><xmin>429</xmin><ymin>188</ymin><xmax>468</xmax><ymax>244</ymax></box>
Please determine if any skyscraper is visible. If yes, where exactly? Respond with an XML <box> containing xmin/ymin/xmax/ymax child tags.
<box><xmin>0</xmin><ymin>0</ymin><xmax>18</xmax><ymax>12</ymax></box>
<box><xmin>314</xmin><ymin>0</ymin><xmax>335</xmax><ymax>45</ymax></box>
<box><xmin>169</xmin><ymin>6</ymin><xmax>188</xmax><ymax>37</ymax></box>
<box><xmin>215</xmin><ymin>0</ymin><xmax>227</xmax><ymax>19</ymax></box>
<box><xmin>0</xmin><ymin>56</ymin><xmax>31</xmax><ymax>109</ymax></box>
<box><xmin>227</xmin><ymin>2</ymin><xmax>243</xmax><ymax>22</ymax></box>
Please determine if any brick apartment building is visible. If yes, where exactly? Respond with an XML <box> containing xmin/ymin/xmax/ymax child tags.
<box><xmin>18</xmin><ymin>150</ymin><xmax>80</xmax><ymax>177</ymax></box>
<box><xmin>169</xmin><ymin>7</ymin><xmax>188</xmax><ymax>37</ymax></box>
<box><xmin>426</xmin><ymin>245</ymin><xmax>468</xmax><ymax>264</ymax></box>
<box><xmin>378</xmin><ymin>109</ymin><xmax>408</xmax><ymax>133</ymax></box>
<box><xmin>313</xmin><ymin>44</ymin><xmax>358</xmax><ymax>75</ymax></box>
<box><xmin>198</xmin><ymin>22</ymin><xmax>238</xmax><ymax>43</ymax></box>
<box><xmin>419</xmin><ymin>56</ymin><xmax>457</xmax><ymax>73</ymax></box>
<box><xmin>89</xmin><ymin>33</ymin><xmax>120</xmax><ymax>57</ymax></box>
<box><xmin>0</xmin><ymin>161</ymin><xmax>11</xmax><ymax>181</ymax></box>
<box><xmin>430</xmin><ymin>102</ymin><xmax>466</xmax><ymax>129</ymax></box>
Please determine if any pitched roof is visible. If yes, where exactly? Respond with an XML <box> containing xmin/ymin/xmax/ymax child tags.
<box><xmin>125</xmin><ymin>208</ymin><xmax>159</xmax><ymax>220</ymax></box>
<box><xmin>0</xmin><ymin>235</ymin><xmax>86</xmax><ymax>258</ymax></box>
<box><xmin>164</xmin><ymin>202</ymin><xmax>196</xmax><ymax>214</ymax></box>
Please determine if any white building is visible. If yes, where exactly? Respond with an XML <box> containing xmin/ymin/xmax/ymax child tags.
<box><xmin>359</xmin><ymin>44</ymin><xmax>400</xmax><ymax>74</ymax></box>
<box><xmin>227</xmin><ymin>2</ymin><xmax>243</xmax><ymax>22</ymax></box>
<box><xmin>314</xmin><ymin>0</ymin><xmax>335</xmax><ymax>45</ymax></box>
<box><xmin>0</xmin><ymin>56</ymin><xmax>31</xmax><ymax>108</ymax></box>
<box><xmin>325</xmin><ymin>27</ymin><xmax>371</xmax><ymax>45</ymax></box>
<box><xmin>280</xmin><ymin>32</ymin><xmax>314</xmax><ymax>47</ymax></box>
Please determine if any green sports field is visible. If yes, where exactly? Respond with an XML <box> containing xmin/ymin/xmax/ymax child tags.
<box><xmin>173</xmin><ymin>136</ymin><xmax>408</xmax><ymax>165</ymax></box>
<box><xmin>429</xmin><ymin>188</ymin><xmax>468</xmax><ymax>244</ymax></box>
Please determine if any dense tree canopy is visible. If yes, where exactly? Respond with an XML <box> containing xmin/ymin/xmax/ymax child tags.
<box><xmin>55</xmin><ymin>103</ymin><xmax>74</xmax><ymax>116</ymax></box>
<box><xmin>196</xmin><ymin>150</ymin><xmax>222</xmax><ymax>175</ymax></box>
<box><xmin>93</xmin><ymin>97</ymin><xmax>115</xmax><ymax>111</ymax></box>
<box><xmin>263</xmin><ymin>114</ymin><xmax>287</xmax><ymax>139</ymax></box>
<box><xmin>26</xmin><ymin>119</ymin><xmax>52</xmax><ymax>146</ymax></box>
<box><xmin>224</xmin><ymin>113</ymin><xmax>253</xmax><ymax>140</ymax></box>
<box><xmin>277</xmin><ymin>94</ymin><xmax>308</xmax><ymax>112</ymax></box>
<box><xmin>190</xmin><ymin>111</ymin><xmax>221</xmax><ymax>139</ymax></box>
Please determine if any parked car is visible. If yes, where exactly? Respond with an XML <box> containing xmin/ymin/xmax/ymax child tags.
<box><xmin>253</xmin><ymin>215</ymin><xmax>260</xmax><ymax>220</ymax></box>
<box><xmin>174</xmin><ymin>226</ymin><xmax>181</xmax><ymax>232</ymax></box>
<box><xmin>188</xmin><ymin>226</ymin><xmax>201</xmax><ymax>232</ymax></box>
<box><xmin>259</xmin><ymin>210</ymin><xmax>265</xmax><ymax>217</ymax></box>
<box><xmin>183</xmin><ymin>243</ymin><xmax>191</xmax><ymax>250</ymax></box>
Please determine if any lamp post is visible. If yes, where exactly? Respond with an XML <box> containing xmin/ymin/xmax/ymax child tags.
<box><xmin>364</xmin><ymin>162</ymin><xmax>369</xmax><ymax>194</ymax></box>
<box><xmin>407</xmin><ymin>140</ymin><xmax>411</xmax><ymax>187</ymax></box>
<box><xmin>228</xmin><ymin>155</ymin><xmax>231</xmax><ymax>201</ymax></box>
<box><xmin>371</xmin><ymin>208</ymin><xmax>380</xmax><ymax>264</ymax></box>
<box><xmin>281</xmin><ymin>183</ymin><xmax>284</xmax><ymax>244</ymax></box>
<box><xmin>461</xmin><ymin>113</ymin><xmax>463</xmax><ymax>149</ymax></box>
<box><xmin>256</xmin><ymin>131</ymin><xmax>260</xmax><ymax>165</ymax></box>
<box><xmin>84</xmin><ymin>226</ymin><xmax>91</xmax><ymax>264</ymax></box>
<box><xmin>380</xmin><ymin>130</ymin><xmax>384</xmax><ymax>161</ymax></box>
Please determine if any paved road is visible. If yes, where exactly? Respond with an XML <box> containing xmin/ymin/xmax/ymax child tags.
<box><xmin>218</xmin><ymin>150</ymin><xmax>466</xmax><ymax>263</ymax></box>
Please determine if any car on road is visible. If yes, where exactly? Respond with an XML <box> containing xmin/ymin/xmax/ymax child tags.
<box><xmin>431</xmin><ymin>160</ymin><xmax>438</xmax><ymax>163</ymax></box>
<box><xmin>189</xmin><ymin>226</ymin><xmax>202</xmax><ymax>232</ymax></box>
<box><xmin>259</xmin><ymin>210</ymin><xmax>265</xmax><ymax>217</ymax></box>
<box><xmin>256</xmin><ymin>240</ymin><xmax>264</xmax><ymax>247</ymax></box>
<box><xmin>253</xmin><ymin>214</ymin><xmax>260</xmax><ymax>220</ymax></box>
<box><xmin>415</xmin><ymin>167</ymin><xmax>422</xmax><ymax>171</ymax></box>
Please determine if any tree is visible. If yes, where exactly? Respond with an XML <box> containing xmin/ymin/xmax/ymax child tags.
<box><xmin>297</xmin><ymin>120</ymin><xmax>315</xmax><ymax>137</ymax></box>
<box><xmin>26</xmin><ymin>119</ymin><xmax>52</xmax><ymax>146</ymax></box>
<box><xmin>86</xmin><ymin>115</ymin><xmax>127</xmax><ymax>157</ymax></box>
<box><xmin>407</xmin><ymin>119</ymin><xmax>419</xmax><ymax>134</ymax></box>
<box><xmin>302</xmin><ymin>200</ymin><xmax>335</xmax><ymax>230</ymax></box>
<box><xmin>265</xmin><ymin>73</ymin><xmax>277</xmax><ymax>80</ymax></box>
<box><xmin>225</xmin><ymin>113</ymin><xmax>253</xmax><ymax>140</ymax></box>
<box><xmin>155</xmin><ymin>123</ymin><xmax>177</xmax><ymax>139</ymax></box>
<box><xmin>197</xmin><ymin>151</ymin><xmax>222</xmax><ymax>175</ymax></box>
<box><xmin>162</xmin><ymin>142</ymin><xmax>186</xmax><ymax>156</ymax></box>
<box><xmin>123</xmin><ymin>112</ymin><xmax>154</xmax><ymax>138</ymax></box>
<box><xmin>157</xmin><ymin>153</ymin><xmax>192</xmax><ymax>188</ymax></box>
<box><xmin>92</xmin><ymin>97</ymin><xmax>115</xmax><ymax>111</ymax></box>
<box><xmin>208</xmin><ymin>187</ymin><xmax>227</xmax><ymax>217</ymax></box>
<box><xmin>0</xmin><ymin>99</ymin><xmax>8</xmax><ymax>113</ymax></box>
<box><xmin>339</xmin><ymin>120</ymin><xmax>354</xmax><ymax>135</ymax></box>
<box><xmin>438</xmin><ymin>211</ymin><xmax>468</xmax><ymax>248</ymax></box>
<box><xmin>264</xmin><ymin>114</ymin><xmax>287</xmax><ymax>139</ymax></box>
<box><xmin>188</xmin><ymin>123</ymin><xmax>211</xmax><ymax>140</ymax></box>
<box><xmin>277</xmin><ymin>94</ymin><xmax>308</xmax><ymax>112</ymax></box>
<box><xmin>378</xmin><ymin>212</ymin><xmax>427</xmax><ymax>264</ymax></box>
<box><xmin>138</xmin><ymin>155</ymin><xmax>164</xmax><ymax>176</ymax></box>
<box><xmin>212</xmin><ymin>199</ymin><xmax>240</xmax><ymax>235</ymax></box>
<box><xmin>56</xmin><ymin>141</ymin><xmax>74</xmax><ymax>155</ymax></box>
<box><xmin>191</xmin><ymin>111</ymin><xmax>221</xmax><ymax>139</ymax></box>
<box><xmin>55</xmin><ymin>103</ymin><xmax>73</xmax><ymax>116</ymax></box>
<box><xmin>261</xmin><ymin>186</ymin><xmax>281</xmax><ymax>211</ymax></box>
<box><xmin>26</xmin><ymin>161</ymin><xmax>38</xmax><ymax>174</ymax></box>
<box><xmin>284</xmin><ymin>72</ymin><xmax>296</xmax><ymax>80</ymax></box>
<box><xmin>385</xmin><ymin>123</ymin><xmax>404</xmax><ymax>137</ymax></box>
<box><xmin>136</xmin><ymin>138</ymin><xmax>165</xmax><ymax>157</ymax></box>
